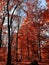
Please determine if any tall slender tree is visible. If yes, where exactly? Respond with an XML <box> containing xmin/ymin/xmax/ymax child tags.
<box><xmin>6</xmin><ymin>0</ymin><xmax>12</xmax><ymax>64</ymax></box>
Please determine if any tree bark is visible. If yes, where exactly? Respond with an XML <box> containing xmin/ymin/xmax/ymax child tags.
<box><xmin>6</xmin><ymin>0</ymin><xmax>11</xmax><ymax>65</ymax></box>
<box><xmin>0</xmin><ymin>29</ymin><xmax>2</xmax><ymax>48</ymax></box>
<box><xmin>38</xmin><ymin>24</ymin><xmax>41</xmax><ymax>61</ymax></box>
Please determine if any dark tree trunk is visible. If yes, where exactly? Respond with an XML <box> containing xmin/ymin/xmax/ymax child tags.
<box><xmin>6</xmin><ymin>0</ymin><xmax>11</xmax><ymax>65</ymax></box>
<box><xmin>38</xmin><ymin>24</ymin><xmax>41</xmax><ymax>61</ymax></box>
<box><xmin>6</xmin><ymin>24</ymin><xmax>11</xmax><ymax>65</ymax></box>
<box><xmin>0</xmin><ymin>30</ymin><xmax>2</xmax><ymax>48</ymax></box>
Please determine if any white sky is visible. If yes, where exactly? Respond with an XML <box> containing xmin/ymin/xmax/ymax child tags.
<box><xmin>38</xmin><ymin>0</ymin><xmax>47</xmax><ymax>8</ymax></box>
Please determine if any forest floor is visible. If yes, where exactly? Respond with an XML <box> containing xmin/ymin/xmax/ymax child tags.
<box><xmin>0</xmin><ymin>48</ymin><xmax>49</xmax><ymax>65</ymax></box>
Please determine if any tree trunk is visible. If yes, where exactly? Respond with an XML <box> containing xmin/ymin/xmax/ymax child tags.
<box><xmin>16</xmin><ymin>19</ymin><xmax>21</xmax><ymax>62</ymax></box>
<box><xmin>26</xmin><ymin>25</ymin><xmax>30</xmax><ymax>60</ymax></box>
<box><xmin>6</xmin><ymin>0</ymin><xmax>11</xmax><ymax>65</ymax></box>
<box><xmin>38</xmin><ymin>24</ymin><xmax>41</xmax><ymax>61</ymax></box>
<box><xmin>0</xmin><ymin>15</ymin><xmax>5</xmax><ymax>48</ymax></box>
<box><xmin>0</xmin><ymin>30</ymin><xmax>2</xmax><ymax>48</ymax></box>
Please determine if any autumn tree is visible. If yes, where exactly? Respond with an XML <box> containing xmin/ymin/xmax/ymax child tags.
<box><xmin>6</xmin><ymin>0</ymin><xmax>23</xmax><ymax>65</ymax></box>
<box><xmin>0</xmin><ymin>0</ymin><xmax>49</xmax><ymax>65</ymax></box>
<box><xmin>18</xmin><ymin>0</ymin><xmax>49</xmax><ymax>62</ymax></box>
<box><xmin>0</xmin><ymin>0</ymin><xmax>23</xmax><ymax>64</ymax></box>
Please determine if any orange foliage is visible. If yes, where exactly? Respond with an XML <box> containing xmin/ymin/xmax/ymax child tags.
<box><xmin>0</xmin><ymin>0</ymin><xmax>49</xmax><ymax>64</ymax></box>
<box><xmin>42</xmin><ymin>9</ymin><xmax>49</xmax><ymax>22</ymax></box>
<box><xmin>18</xmin><ymin>16</ymin><xmax>49</xmax><ymax>61</ymax></box>
<box><xmin>46</xmin><ymin>0</ymin><xmax>49</xmax><ymax>2</ymax></box>
<box><xmin>18</xmin><ymin>18</ymin><xmax>38</xmax><ymax>61</ymax></box>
